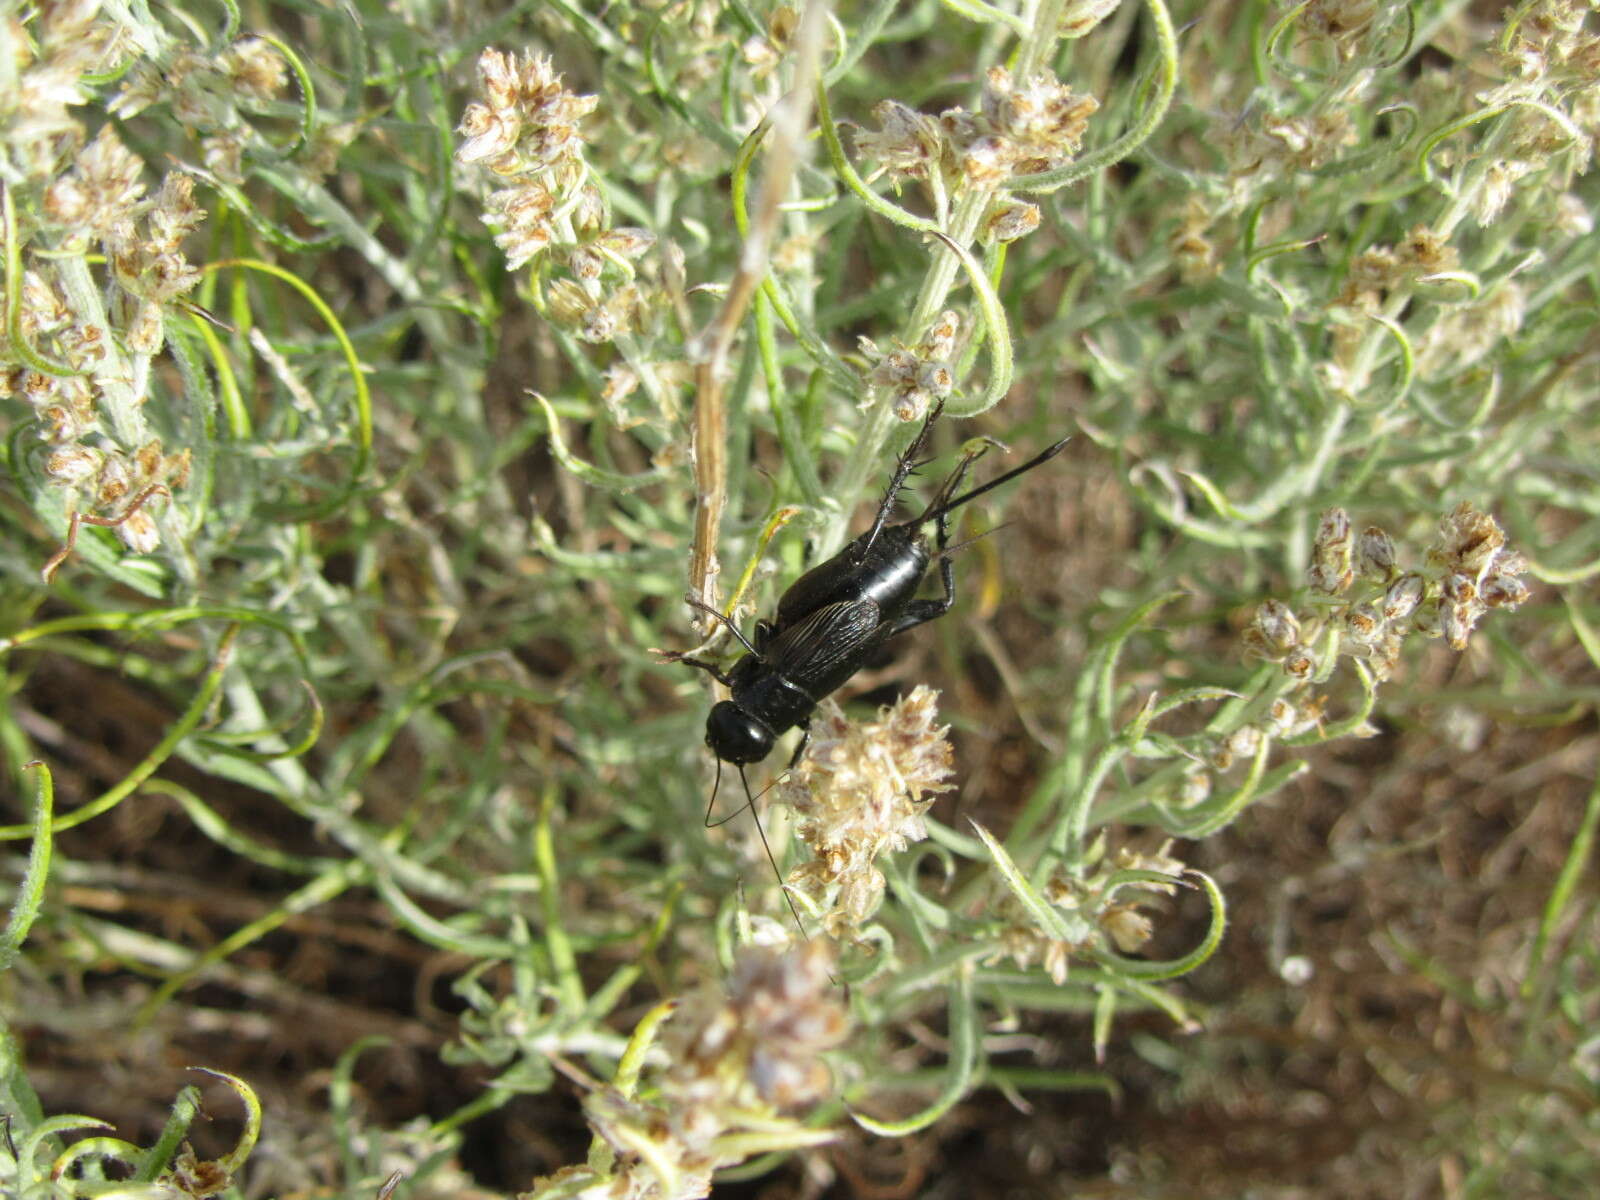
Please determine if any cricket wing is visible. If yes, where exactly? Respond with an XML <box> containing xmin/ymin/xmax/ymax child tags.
<box><xmin>764</xmin><ymin>598</ymin><xmax>884</xmax><ymax>697</ymax></box>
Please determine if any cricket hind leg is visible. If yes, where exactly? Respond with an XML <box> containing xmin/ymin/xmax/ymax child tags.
<box><xmin>861</xmin><ymin>398</ymin><xmax>948</xmax><ymax>555</ymax></box>
<box><xmin>878</xmin><ymin>554</ymin><xmax>957</xmax><ymax>639</ymax></box>
<box><xmin>880</xmin><ymin>483</ymin><xmax>963</xmax><ymax>641</ymax></box>
<box><xmin>916</xmin><ymin>433</ymin><xmax>997</xmax><ymax>527</ymax></box>
<box><xmin>879</xmin><ymin>432</ymin><xmax>1018</xmax><ymax>641</ymax></box>
<box><xmin>886</xmin><ymin>433</ymin><xmax>1067</xmax><ymax>640</ymax></box>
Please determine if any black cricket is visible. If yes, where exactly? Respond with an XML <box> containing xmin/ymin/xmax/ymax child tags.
<box><xmin>670</xmin><ymin>403</ymin><xmax>1068</xmax><ymax>771</ymax></box>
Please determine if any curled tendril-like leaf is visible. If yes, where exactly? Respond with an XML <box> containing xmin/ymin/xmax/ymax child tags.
<box><xmin>927</xmin><ymin>231</ymin><xmax>1013</xmax><ymax>415</ymax></box>
<box><xmin>1093</xmin><ymin>868</ymin><xmax>1228</xmax><ymax>981</ymax></box>
<box><xmin>531</xmin><ymin>392</ymin><xmax>670</xmax><ymax>493</ymax></box>
<box><xmin>851</xmin><ymin>968</ymin><xmax>977</xmax><ymax>1135</ymax></box>
<box><xmin>1011</xmin><ymin>0</ymin><xmax>1179</xmax><ymax>194</ymax></box>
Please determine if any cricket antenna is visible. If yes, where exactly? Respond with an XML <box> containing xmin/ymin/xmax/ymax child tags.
<box><xmin>738</xmin><ymin>764</ymin><xmax>811</xmax><ymax>944</ymax></box>
<box><xmin>706</xmin><ymin>758</ymin><xmax>772</xmax><ymax>829</ymax></box>
<box><xmin>705</xmin><ymin>756</ymin><xmax>724</xmax><ymax>827</ymax></box>
<box><xmin>705</xmin><ymin>766</ymin><xmax>831</xmax><ymax>974</ymax></box>
<box><xmin>932</xmin><ymin>522</ymin><xmax>1012</xmax><ymax>562</ymax></box>
<box><xmin>923</xmin><ymin>436</ymin><xmax>1070</xmax><ymax>524</ymax></box>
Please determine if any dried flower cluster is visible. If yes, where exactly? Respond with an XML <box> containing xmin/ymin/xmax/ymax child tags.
<box><xmin>842</xmin><ymin>54</ymin><xmax>1095</xmax><ymax>478</ymax></box>
<box><xmin>1217</xmin><ymin>4</ymin><xmax>1391</xmax><ymax>185</ymax></box>
<box><xmin>664</xmin><ymin>940</ymin><xmax>849</xmax><ymax>1110</ymax></box>
<box><xmin>1</xmin><ymin>1</ymin><xmax>237</xmax><ymax>578</ymax></box>
<box><xmin>993</xmin><ymin>840</ymin><xmax>1188</xmax><ymax>986</ymax></box>
<box><xmin>1238</xmin><ymin>504</ymin><xmax>1530</xmax><ymax>734</ymax></box>
<box><xmin>532</xmin><ymin>942</ymin><xmax>848</xmax><ymax>1200</ymax></box>
<box><xmin>779</xmin><ymin>687</ymin><xmax>954</xmax><ymax>937</ymax></box>
<box><xmin>1168</xmin><ymin>503</ymin><xmax>1532</xmax><ymax>786</ymax></box>
<box><xmin>3</xmin><ymin>0</ymin><xmax>127</xmax><ymax>178</ymax></box>
<box><xmin>456</xmin><ymin>49</ymin><xmax>655</xmax><ymax>343</ymax></box>
<box><xmin>1334</xmin><ymin>225</ymin><xmax>1459</xmax><ymax>313</ymax></box>
<box><xmin>856</xmin><ymin>66</ymin><xmax>1098</xmax><ymax>193</ymax></box>
<box><xmin>1224</xmin><ymin>105</ymin><xmax>1360</xmax><ymax>184</ymax></box>
<box><xmin>1221</xmin><ymin>0</ymin><xmax>1599</xmax><ymax>236</ymax></box>
<box><xmin>42</xmin><ymin>133</ymin><xmax>207</xmax><ymax>354</ymax></box>
<box><xmin>1474</xmin><ymin>0</ymin><xmax>1600</xmax><ymax>223</ymax></box>
<box><xmin>857</xmin><ymin>311</ymin><xmax>963</xmax><ymax>421</ymax></box>
<box><xmin>112</xmin><ymin>35</ymin><xmax>288</xmax><ymax>183</ymax></box>
<box><xmin>1301</xmin><ymin>0</ymin><xmax>1382</xmax><ymax>61</ymax></box>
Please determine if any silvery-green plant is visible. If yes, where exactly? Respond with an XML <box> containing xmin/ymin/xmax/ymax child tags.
<box><xmin>2</xmin><ymin>0</ymin><xmax>1595</xmax><ymax>1193</ymax></box>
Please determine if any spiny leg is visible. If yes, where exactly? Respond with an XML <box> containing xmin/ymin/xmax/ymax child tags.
<box><xmin>879</xmin><ymin>511</ymin><xmax>960</xmax><ymax>641</ymax></box>
<box><xmin>879</xmin><ymin>565</ymin><xmax>956</xmax><ymax>639</ymax></box>
<box><xmin>875</xmin><ymin>439</ymin><xmax>1005</xmax><ymax>641</ymax></box>
<box><xmin>861</xmin><ymin>398</ymin><xmax>947</xmax><ymax>555</ymax></box>
<box><xmin>917</xmin><ymin>436</ymin><xmax>995</xmax><ymax>527</ymax></box>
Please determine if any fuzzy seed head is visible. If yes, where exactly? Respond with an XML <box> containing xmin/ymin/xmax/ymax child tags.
<box><xmin>20</xmin><ymin>270</ymin><xmax>70</xmax><ymax>339</ymax></box>
<box><xmin>1441</xmin><ymin>572</ymin><xmax>1477</xmax><ymax>607</ymax></box>
<box><xmin>1428</xmin><ymin>501</ymin><xmax>1506</xmax><ymax>578</ymax></box>
<box><xmin>1381</xmin><ymin>572</ymin><xmax>1426</xmax><ymax>622</ymax></box>
<box><xmin>1244</xmin><ymin>598</ymin><xmax>1302</xmax><ymax>659</ymax></box>
<box><xmin>727</xmin><ymin>942</ymin><xmax>849</xmax><ymax>1107</ymax></box>
<box><xmin>1223</xmin><ymin>724</ymin><xmax>1263</xmax><ymax>762</ymax></box>
<box><xmin>854</xmin><ymin>99</ymin><xmax>945</xmax><ymax>182</ymax></box>
<box><xmin>1356</xmin><ymin>526</ymin><xmax>1396</xmax><ymax>580</ymax></box>
<box><xmin>964</xmin><ymin>67</ymin><xmax>1099</xmax><ymax>181</ymax></box>
<box><xmin>1441</xmin><ymin>602</ymin><xmax>1475</xmax><ymax>650</ymax></box>
<box><xmin>46</xmin><ymin>125</ymin><xmax>145</xmax><ymax>241</ymax></box>
<box><xmin>925</xmin><ymin>310</ymin><xmax>962</xmax><ymax>358</ymax></box>
<box><xmin>46</xmin><ymin>445</ymin><xmax>101</xmax><ymax>484</ymax></box>
<box><xmin>1309</xmin><ymin>507</ymin><xmax>1355</xmax><ymax>594</ymax></box>
<box><xmin>485</xmin><ymin>180</ymin><xmax>557</xmax><ymax>269</ymax></box>
<box><xmin>1266</xmin><ymin>698</ymin><xmax>1304</xmax><ymax>739</ymax></box>
<box><xmin>1343</xmin><ymin>601</ymin><xmax>1383</xmax><ymax>645</ymax></box>
<box><xmin>124</xmin><ymin>299</ymin><xmax>165</xmax><ymax>354</ymax></box>
<box><xmin>1100</xmin><ymin>904</ymin><xmax>1154</xmax><ymax>953</ymax></box>
<box><xmin>666</xmin><ymin>941</ymin><xmax>847</xmax><ymax>1111</ymax></box>
<box><xmin>599</xmin><ymin>226</ymin><xmax>656</xmax><ymax>260</ymax></box>
<box><xmin>219</xmin><ymin>37</ymin><xmax>287</xmax><ymax>102</ymax></box>
<box><xmin>917</xmin><ymin>360</ymin><xmax>955</xmax><ymax>397</ymax></box>
<box><xmin>1481</xmin><ymin>572</ymin><xmax>1530</xmax><ymax>610</ymax></box>
<box><xmin>458</xmin><ymin>50</ymin><xmax>597</xmax><ymax>175</ymax></box>
<box><xmin>983</xmin><ymin>199</ymin><xmax>1042</xmax><ymax>243</ymax></box>
<box><xmin>1282</xmin><ymin>647</ymin><xmax>1317</xmax><ymax>680</ymax></box>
